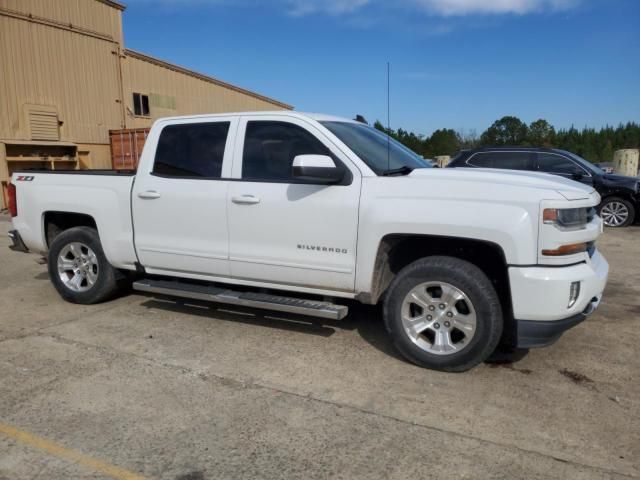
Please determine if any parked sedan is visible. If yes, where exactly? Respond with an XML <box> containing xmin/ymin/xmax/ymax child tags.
<box><xmin>447</xmin><ymin>147</ymin><xmax>640</xmax><ymax>227</ymax></box>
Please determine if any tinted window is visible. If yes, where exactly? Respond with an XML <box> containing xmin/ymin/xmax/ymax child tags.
<box><xmin>242</xmin><ymin>121</ymin><xmax>334</xmax><ymax>182</ymax></box>
<box><xmin>537</xmin><ymin>153</ymin><xmax>585</xmax><ymax>175</ymax></box>
<box><xmin>467</xmin><ymin>152</ymin><xmax>533</xmax><ymax>170</ymax></box>
<box><xmin>563</xmin><ymin>151</ymin><xmax>603</xmax><ymax>174</ymax></box>
<box><xmin>153</xmin><ymin>122</ymin><xmax>230</xmax><ymax>178</ymax></box>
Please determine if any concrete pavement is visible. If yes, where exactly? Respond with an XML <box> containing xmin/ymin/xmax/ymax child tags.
<box><xmin>0</xmin><ymin>214</ymin><xmax>638</xmax><ymax>479</ymax></box>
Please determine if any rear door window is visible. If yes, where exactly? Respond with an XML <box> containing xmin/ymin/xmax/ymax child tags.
<box><xmin>153</xmin><ymin>122</ymin><xmax>230</xmax><ymax>178</ymax></box>
<box><xmin>467</xmin><ymin>151</ymin><xmax>533</xmax><ymax>170</ymax></box>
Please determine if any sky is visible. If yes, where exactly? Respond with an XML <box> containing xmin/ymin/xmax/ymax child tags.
<box><xmin>122</xmin><ymin>0</ymin><xmax>639</xmax><ymax>136</ymax></box>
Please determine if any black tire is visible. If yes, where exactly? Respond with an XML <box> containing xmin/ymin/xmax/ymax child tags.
<box><xmin>48</xmin><ymin>226</ymin><xmax>121</xmax><ymax>304</ymax></box>
<box><xmin>598</xmin><ymin>197</ymin><xmax>635</xmax><ymax>228</ymax></box>
<box><xmin>383</xmin><ymin>256</ymin><xmax>503</xmax><ymax>372</ymax></box>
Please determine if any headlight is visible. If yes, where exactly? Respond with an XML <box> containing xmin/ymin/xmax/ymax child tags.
<box><xmin>543</xmin><ymin>207</ymin><xmax>591</xmax><ymax>229</ymax></box>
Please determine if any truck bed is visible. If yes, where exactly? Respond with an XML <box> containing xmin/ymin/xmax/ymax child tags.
<box><xmin>10</xmin><ymin>170</ymin><xmax>138</xmax><ymax>270</ymax></box>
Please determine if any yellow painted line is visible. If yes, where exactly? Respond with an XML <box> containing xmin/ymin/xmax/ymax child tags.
<box><xmin>0</xmin><ymin>422</ymin><xmax>148</xmax><ymax>480</ymax></box>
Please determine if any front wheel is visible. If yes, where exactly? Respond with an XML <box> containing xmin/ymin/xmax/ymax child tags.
<box><xmin>383</xmin><ymin>256</ymin><xmax>503</xmax><ymax>372</ymax></box>
<box><xmin>48</xmin><ymin>226</ymin><xmax>121</xmax><ymax>304</ymax></box>
<box><xmin>599</xmin><ymin>197</ymin><xmax>635</xmax><ymax>228</ymax></box>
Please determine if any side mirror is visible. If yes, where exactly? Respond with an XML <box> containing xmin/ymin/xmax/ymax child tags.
<box><xmin>292</xmin><ymin>155</ymin><xmax>345</xmax><ymax>184</ymax></box>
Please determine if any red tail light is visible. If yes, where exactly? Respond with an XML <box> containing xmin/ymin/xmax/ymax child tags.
<box><xmin>8</xmin><ymin>183</ymin><xmax>17</xmax><ymax>217</ymax></box>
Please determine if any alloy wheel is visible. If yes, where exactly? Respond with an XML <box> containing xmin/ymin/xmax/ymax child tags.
<box><xmin>601</xmin><ymin>201</ymin><xmax>629</xmax><ymax>227</ymax></box>
<box><xmin>57</xmin><ymin>242</ymin><xmax>99</xmax><ymax>292</ymax></box>
<box><xmin>401</xmin><ymin>281</ymin><xmax>477</xmax><ymax>355</ymax></box>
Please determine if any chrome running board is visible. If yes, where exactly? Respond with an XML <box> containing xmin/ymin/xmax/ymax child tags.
<box><xmin>133</xmin><ymin>278</ymin><xmax>348</xmax><ymax>320</ymax></box>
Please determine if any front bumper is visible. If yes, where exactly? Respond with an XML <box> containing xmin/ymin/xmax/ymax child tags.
<box><xmin>515</xmin><ymin>295</ymin><xmax>601</xmax><ymax>348</ymax></box>
<box><xmin>509</xmin><ymin>249</ymin><xmax>608</xmax><ymax>321</ymax></box>
<box><xmin>8</xmin><ymin>230</ymin><xmax>29</xmax><ymax>253</ymax></box>
<box><xmin>509</xmin><ymin>249</ymin><xmax>608</xmax><ymax>347</ymax></box>
<box><xmin>516</xmin><ymin>314</ymin><xmax>585</xmax><ymax>348</ymax></box>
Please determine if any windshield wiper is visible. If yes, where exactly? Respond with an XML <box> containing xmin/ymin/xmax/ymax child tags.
<box><xmin>380</xmin><ymin>166</ymin><xmax>414</xmax><ymax>176</ymax></box>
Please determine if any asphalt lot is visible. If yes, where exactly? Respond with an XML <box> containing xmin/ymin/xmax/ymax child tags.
<box><xmin>0</xmin><ymin>213</ymin><xmax>638</xmax><ymax>480</ymax></box>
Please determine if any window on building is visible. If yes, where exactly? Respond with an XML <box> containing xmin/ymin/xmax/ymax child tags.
<box><xmin>537</xmin><ymin>153</ymin><xmax>586</xmax><ymax>176</ymax></box>
<box><xmin>153</xmin><ymin>122</ymin><xmax>230</xmax><ymax>178</ymax></box>
<box><xmin>467</xmin><ymin>151</ymin><xmax>533</xmax><ymax>170</ymax></box>
<box><xmin>133</xmin><ymin>93</ymin><xmax>150</xmax><ymax>117</ymax></box>
<box><xmin>242</xmin><ymin>121</ymin><xmax>335</xmax><ymax>182</ymax></box>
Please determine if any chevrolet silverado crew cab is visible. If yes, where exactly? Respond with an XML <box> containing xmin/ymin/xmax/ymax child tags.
<box><xmin>7</xmin><ymin>112</ymin><xmax>609</xmax><ymax>372</ymax></box>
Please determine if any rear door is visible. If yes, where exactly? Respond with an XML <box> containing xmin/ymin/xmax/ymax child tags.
<box><xmin>226</xmin><ymin>115</ymin><xmax>361</xmax><ymax>292</ymax></box>
<box><xmin>132</xmin><ymin>117</ymin><xmax>237</xmax><ymax>277</ymax></box>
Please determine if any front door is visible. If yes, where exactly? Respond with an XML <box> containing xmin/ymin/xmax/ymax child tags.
<box><xmin>132</xmin><ymin>117</ymin><xmax>237</xmax><ymax>277</ymax></box>
<box><xmin>536</xmin><ymin>152</ymin><xmax>594</xmax><ymax>186</ymax></box>
<box><xmin>227</xmin><ymin>116</ymin><xmax>361</xmax><ymax>292</ymax></box>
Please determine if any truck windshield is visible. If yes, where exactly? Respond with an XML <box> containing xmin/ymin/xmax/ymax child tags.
<box><xmin>321</xmin><ymin>121</ymin><xmax>431</xmax><ymax>175</ymax></box>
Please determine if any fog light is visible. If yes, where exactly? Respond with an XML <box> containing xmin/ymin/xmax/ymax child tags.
<box><xmin>568</xmin><ymin>281</ymin><xmax>580</xmax><ymax>308</ymax></box>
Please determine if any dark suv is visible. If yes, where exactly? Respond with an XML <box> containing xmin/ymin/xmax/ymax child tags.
<box><xmin>447</xmin><ymin>147</ymin><xmax>640</xmax><ymax>227</ymax></box>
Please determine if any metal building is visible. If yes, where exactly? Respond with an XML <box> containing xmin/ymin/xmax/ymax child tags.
<box><xmin>0</xmin><ymin>0</ymin><xmax>292</xmax><ymax>208</ymax></box>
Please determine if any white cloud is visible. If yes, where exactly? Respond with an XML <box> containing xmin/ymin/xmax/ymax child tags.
<box><xmin>286</xmin><ymin>0</ymin><xmax>371</xmax><ymax>16</ymax></box>
<box><xmin>128</xmin><ymin>0</ymin><xmax>580</xmax><ymax>17</ymax></box>
<box><xmin>283</xmin><ymin>0</ymin><xmax>579</xmax><ymax>16</ymax></box>
<box><xmin>408</xmin><ymin>0</ymin><xmax>580</xmax><ymax>16</ymax></box>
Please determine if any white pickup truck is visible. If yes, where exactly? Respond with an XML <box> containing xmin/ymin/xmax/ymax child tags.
<box><xmin>8</xmin><ymin>111</ymin><xmax>609</xmax><ymax>371</ymax></box>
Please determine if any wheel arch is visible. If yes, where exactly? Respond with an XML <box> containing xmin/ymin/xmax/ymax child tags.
<box><xmin>600</xmin><ymin>191</ymin><xmax>636</xmax><ymax>204</ymax></box>
<box><xmin>43</xmin><ymin>211</ymin><xmax>98</xmax><ymax>248</ymax></box>
<box><xmin>361</xmin><ymin>233</ymin><xmax>514</xmax><ymax>325</ymax></box>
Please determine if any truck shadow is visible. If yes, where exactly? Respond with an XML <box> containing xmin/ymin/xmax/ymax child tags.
<box><xmin>348</xmin><ymin>302</ymin><xmax>409</xmax><ymax>362</ymax></box>
<box><xmin>137</xmin><ymin>295</ymin><xmax>529</xmax><ymax>367</ymax></box>
<box><xmin>138</xmin><ymin>295</ymin><xmax>347</xmax><ymax>338</ymax></box>
<box><xmin>347</xmin><ymin>302</ymin><xmax>532</xmax><ymax>366</ymax></box>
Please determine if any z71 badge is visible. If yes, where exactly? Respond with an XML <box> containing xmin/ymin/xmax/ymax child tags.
<box><xmin>15</xmin><ymin>176</ymin><xmax>35</xmax><ymax>181</ymax></box>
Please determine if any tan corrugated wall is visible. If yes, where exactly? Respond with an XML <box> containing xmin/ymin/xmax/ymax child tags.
<box><xmin>122</xmin><ymin>53</ymin><xmax>288</xmax><ymax>129</ymax></box>
<box><xmin>0</xmin><ymin>5</ymin><xmax>124</xmax><ymax>144</ymax></box>
<box><xmin>0</xmin><ymin>0</ymin><xmax>123</xmax><ymax>43</ymax></box>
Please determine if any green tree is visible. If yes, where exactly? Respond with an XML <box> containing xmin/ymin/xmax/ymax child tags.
<box><xmin>457</xmin><ymin>128</ymin><xmax>480</xmax><ymax>150</ymax></box>
<box><xmin>428</xmin><ymin>129</ymin><xmax>460</xmax><ymax>156</ymax></box>
<box><xmin>600</xmin><ymin>140</ymin><xmax>614</xmax><ymax>162</ymax></box>
<box><xmin>368</xmin><ymin>116</ymin><xmax>640</xmax><ymax>166</ymax></box>
<box><xmin>480</xmin><ymin>116</ymin><xmax>529</xmax><ymax>146</ymax></box>
<box><xmin>556</xmin><ymin>125</ymin><xmax>580</xmax><ymax>154</ymax></box>
<box><xmin>527</xmin><ymin>119</ymin><xmax>556</xmax><ymax>147</ymax></box>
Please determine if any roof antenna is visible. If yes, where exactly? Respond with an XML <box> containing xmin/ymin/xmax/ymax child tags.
<box><xmin>386</xmin><ymin>61</ymin><xmax>391</xmax><ymax>172</ymax></box>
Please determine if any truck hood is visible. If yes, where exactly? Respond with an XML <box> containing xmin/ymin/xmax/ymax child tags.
<box><xmin>408</xmin><ymin>167</ymin><xmax>595</xmax><ymax>201</ymax></box>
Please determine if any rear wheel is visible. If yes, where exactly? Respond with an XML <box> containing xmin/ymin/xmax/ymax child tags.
<box><xmin>48</xmin><ymin>227</ymin><xmax>120</xmax><ymax>304</ymax></box>
<box><xmin>383</xmin><ymin>256</ymin><xmax>503</xmax><ymax>372</ymax></box>
<box><xmin>599</xmin><ymin>197</ymin><xmax>635</xmax><ymax>228</ymax></box>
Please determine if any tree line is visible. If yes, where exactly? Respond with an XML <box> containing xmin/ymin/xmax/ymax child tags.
<box><xmin>371</xmin><ymin>116</ymin><xmax>640</xmax><ymax>163</ymax></box>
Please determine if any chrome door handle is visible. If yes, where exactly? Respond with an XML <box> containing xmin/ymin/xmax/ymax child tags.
<box><xmin>231</xmin><ymin>195</ymin><xmax>260</xmax><ymax>205</ymax></box>
<box><xmin>138</xmin><ymin>190</ymin><xmax>161</xmax><ymax>199</ymax></box>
